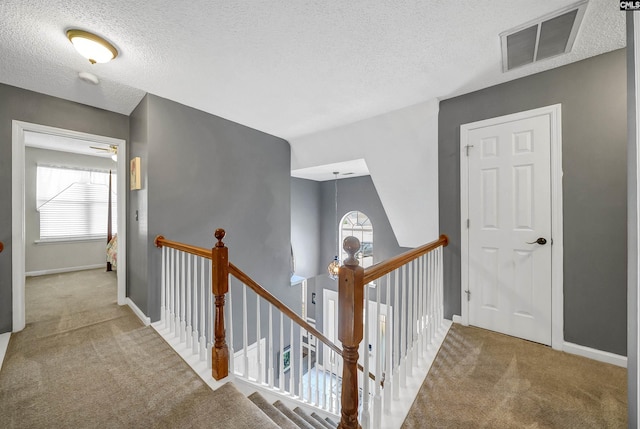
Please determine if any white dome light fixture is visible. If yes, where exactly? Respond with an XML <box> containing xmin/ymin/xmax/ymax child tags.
<box><xmin>67</xmin><ymin>29</ymin><xmax>118</xmax><ymax>64</ymax></box>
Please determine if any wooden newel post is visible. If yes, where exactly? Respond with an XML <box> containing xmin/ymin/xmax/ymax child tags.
<box><xmin>211</xmin><ymin>228</ymin><xmax>229</xmax><ymax>380</ymax></box>
<box><xmin>338</xmin><ymin>236</ymin><xmax>364</xmax><ymax>429</ymax></box>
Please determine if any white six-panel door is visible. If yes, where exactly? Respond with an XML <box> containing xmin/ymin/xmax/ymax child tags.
<box><xmin>463</xmin><ymin>110</ymin><xmax>553</xmax><ymax>345</ymax></box>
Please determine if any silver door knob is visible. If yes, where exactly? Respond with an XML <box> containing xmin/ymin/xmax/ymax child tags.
<box><xmin>527</xmin><ymin>237</ymin><xmax>547</xmax><ymax>245</ymax></box>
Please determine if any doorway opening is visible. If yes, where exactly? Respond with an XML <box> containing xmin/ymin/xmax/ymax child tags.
<box><xmin>12</xmin><ymin>121</ymin><xmax>127</xmax><ymax>332</ymax></box>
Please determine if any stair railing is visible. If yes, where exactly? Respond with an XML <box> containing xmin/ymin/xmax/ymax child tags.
<box><xmin>338</xmin><ymin>234</ymin><xmax>448</xmax><ymax>429</ymax></box>
<box><xmin>154</xmin><ymin>229</ymin><xmax>448</xmax><ymax>429</ymax></box>
<box><xmin>155</xmin><ymin>230</ymin><xmax>349</xmax><ymax>415</ymax></box>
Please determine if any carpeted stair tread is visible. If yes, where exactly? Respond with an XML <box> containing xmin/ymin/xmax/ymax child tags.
<box><xmin>209</xmin><ymin>383</ymin><xmax>279</xmax><ymax>429</ymax></box>
<box><xmin>311</xmin><ymin>412</ymin><xmax>336</xmax><ymax>429</ymax></box>
<box><xmin>293</xmin><ymin>407</ymin><xmax>327</xmax><ymax>429</ymax></box>
<box><xmin>273</xmin><ymin>400</ymin><xmax>315</xmax><ymax>429</ymax></box>
<box><xmin>248</xmin><ymin>392</ymin><xmax>299</xmax><ymax>429</ymax></box>
<box><xmin>325</xmin><ymin>417</ymin><xmax>339</xmax><ymax>428</ymax></box>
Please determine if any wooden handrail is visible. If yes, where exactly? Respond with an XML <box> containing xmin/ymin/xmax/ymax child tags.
<box><xmin>154</xmin><ymin>235</ymin><xmax>211</xmax><ymax>259</ymax></box>
<box><xmin>363</xmin><ymin>234</ymin><xmax>448</xmax><ymax>284</ymax></box>
<box><xmin>229</xmin><ymin>262</ymin><xmax>343</xmax><ymax>358</ymax></box>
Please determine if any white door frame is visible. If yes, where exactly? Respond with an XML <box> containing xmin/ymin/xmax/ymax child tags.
<box><xmin>12</xmin><ymin>120</ymin><xmax>127</xmax><ymax>332</ymax></box>
<box><xmin>460</xmin><ymin>104</ymin><xmax>564</xmax><ymax>350</ymax></box>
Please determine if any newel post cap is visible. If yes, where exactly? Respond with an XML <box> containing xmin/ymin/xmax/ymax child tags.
<box><xmin>343</xmin><ymin>236</ymin><xmax>361</xmax><ymax>267</ymax></box>
<box><xmin>214</xmin><ymin>228</ymin><xmax>226</xmax><ymax>248</ymax></box>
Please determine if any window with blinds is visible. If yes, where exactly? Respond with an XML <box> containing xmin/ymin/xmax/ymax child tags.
<box><xmin>37</xmin><ymin>165</ymin><xmax>117</xmax><ymax>241</ymax></box>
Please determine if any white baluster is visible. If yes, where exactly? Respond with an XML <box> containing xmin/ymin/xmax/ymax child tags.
<box><xmin>199</xmin><ymin>257</ymin><xmax>206</xmax><ymax>362</ymax></box>
<box><xmin>268</xmin><ymin>305</ymin><xmax>274</xmax><ymax>388</ymax></box>
<box><xmin>322</xmin><ymin>358</ymin><xmax>328</xmax><ymax>410</ymax></box>
<box><xmin>439</xmin><ymin>248</ymin><xmax>444</xmax><ymax>329</ymax></box>
<box><xmin>384</xmin><ymin>272</ymin><xmax>392</xmax><ymax>413</ymax></box>
<box><xmin>242</xmin><ymin>284</ymin><xmax>249</xmax><ymax>378</ymax></box>
<box><xmin>417</xmin><ymin>256</ymin><xmax>423</xmax><ymax>360</ymax></box>
<box><xmin>423</xmin><ymin>254</ymin><xmax>429</xmax><ymax>353</ymax></box>
<box><xmin>256</xmin><ymin>296</ymin><xmax>262</xmax><ymax>384</ymax></box>
<box><xmin>430</xmin><ymin>251</ymin><xmax>436</xmax><ymax>343</ymax></box>
<box><xmin>315</xmin><ymin>337</ymin><xmax>321</xmax><ymax>407</ymax></box>
<box><xmin>175</xmin><ymin>250</ymin><xmax>181</xmax><ymax>338</ymax></box>
<box><xmin>191</xmin><ymin>256</ymin><xmax>199</xmax><ymax>355</ymax></box>
<box><xmin>400</xmin><ymin>265</ymin><xmax>407</xmax><ymax>388</ymax></box>
<box><xmin>330</xmin><ymin>346</ymin><xmax>336</xmax><ymax>413</ymax></box>
<box><xmin>299</xmin><ymin>325</ymin><xmax>303</xmax><ymax>400</ymax></box>
<box><xmin>432</xmin><ymin>248</ymin><xmax>438</xmax><ymax>331</ymax></box>
<box><xmin>393</xmin><ymin>268</ymin><xmax>400</xmax><ymax>399</ymax></box>
<box><xmin>289</xmin><ymin>321</ymin><xmax>295</xmax><ymax>396</ymax></box>
<box><xmin>165</xmin><ymin>248</ymin><xmax>171</xmax><ymax>329</ymax></box>
<box><xmin>422</xmin><ymin>255</ymin><xmax>428</xmax><ymax>353</ymax></box>
<box><xmin>361</xmin><ymin>283</ymin><xmax>371</xmax><ymax>429</ymax></box>
<box><xmin>161</xmin><ymin>247</ymin><xmax>166</xmax><ymax>326</ymax></box>
<box><xmin>186</xmin><ymin>254</ymin><xmax>192</xmax><ymax>349</ymax></box>
<box><xmin>306</xmin><ymin>333</ymin><xmax>311</xmax><ymax>403</ymax></box>
<box><xmin>373</xmin><ymin>281</ymin><xmax>382</xmax><ymax>429</ymax></box>
<box><xmin>279</xmin><ymin>312</ymin><xmax>284</xmax><ymax>391</ymax></box>
<box><xmin>408</xmin><ymin>261</ymin><xmax>415</xmax><ymax>376</ymax></box>
<box><xmin>227</xmin><ymin>274</ymin><xmax>234</xmax><ymax>374</ymax></box>
<box><xmin>180</xmin><ymin>252</ymin><xmax>186</xmax><ymax>342</ymax></box>
<box><xmin>170</xmin><ymin>249</ymin><xmax>176</xmax><ymax>334</ymax></box>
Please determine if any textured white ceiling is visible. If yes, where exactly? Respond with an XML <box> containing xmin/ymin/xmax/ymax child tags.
<box><xmin>0</xmin><ymin>0</ymin><xmax>625</xmax><ymax>140</ymax></box>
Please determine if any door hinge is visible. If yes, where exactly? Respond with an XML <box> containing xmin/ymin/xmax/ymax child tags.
<box><xmin>465</xmin><ymin>144</ymin><xmax>474</xmax><ymax>156</ymax></box>
<box><xmin>466</xmin><ymin>218</ymin><xmax>470</xmax><ymax>229</ymax></box>
<box><xmin>464</xmin><ymin>290</ymin><xmax>471</xmax><ymax>301</ymax></box>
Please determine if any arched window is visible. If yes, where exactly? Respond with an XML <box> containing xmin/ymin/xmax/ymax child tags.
<box><xmin>339</xmin><ymin>211</ymin><xmax>373</xmax><ymax>268</ymax></box>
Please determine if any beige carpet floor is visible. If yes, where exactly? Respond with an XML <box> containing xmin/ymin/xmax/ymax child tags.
<box><xmin>402</xmin><ymin>324</ymin><xmax>627</xmax><ymax>429</ymax></box>
<box><xmin>0</xmin><ymin>269</ymin><xmax>274</xmax><ymax>429</ymax></box>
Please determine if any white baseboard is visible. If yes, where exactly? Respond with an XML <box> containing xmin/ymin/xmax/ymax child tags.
<box><xmin>126</xmin><ymin>298</ymin><xmax>151</xmax><ymax>326</ymax></box>
<box><xmin>26</xmin><ymin>264</ymin><xmax>106</xmax><ymax>277</ymax></box>
<box><xmin>452</xmin><ymin>315</ymin><xmax>463</xmax><ymax>324</ymax></box>
<box><xmin>563</xmin><ymin>341</ymin><xmax>627</xmax><ymax>368</ymax></box>
<box><xmin>0</xmin><ymin>332</ymin><xmax>11</xmax><ymax>372</ymax></box>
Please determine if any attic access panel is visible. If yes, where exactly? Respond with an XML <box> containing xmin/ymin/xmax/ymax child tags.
<box><xmin>501</xmin><ymin>0</ymin><xmax>587</xmax><ymax>72</ymax></box>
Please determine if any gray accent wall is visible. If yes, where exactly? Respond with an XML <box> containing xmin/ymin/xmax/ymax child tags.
<box><xmin>627</xmin><ymin>13</ymin><xmax>638</xmax><ymax>428</ymax></box>
<box><xmin>291</xmin><ymin>178</ymin><xmax>322</xmax><ymax>279</ymax></box>
<box><xmin>0</xmin><ymin>83</ymin><xmax>129</xmax><ymax>334</ymax></box>
<box><xmin>128</xmin><ymin>94</ymin><xmax>292</xmax><ymax>323</ymax></box>
<box><xmin>128</xmin><ymin>95</ymin><xmax>150</xmax><ymax>314</ymax></box>
<box><xmin>439</xmin><ymin>49</ymin><xmax>627</xmax><ymax>355</ymax></box>
<box><xmin>25</xmin><ymin>148</ymin><xmax>117</xmax><ymax>274</ymax></box>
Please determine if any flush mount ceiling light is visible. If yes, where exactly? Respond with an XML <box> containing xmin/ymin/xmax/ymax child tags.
<box><xmin>66</xmin><ymin>29</ymin><xmax>118</xmax><ymax>64</ymax></box>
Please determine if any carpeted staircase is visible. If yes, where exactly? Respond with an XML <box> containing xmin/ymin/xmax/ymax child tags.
<box><xmin>238</xmin><ymin>388</ymin><xmax>338</xmax><ymax>429</ymax></box>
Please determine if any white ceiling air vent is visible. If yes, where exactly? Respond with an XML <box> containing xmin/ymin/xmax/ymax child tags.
<box><xmin>500</xmin><ymin>0</ymin><xmax>588</xmax><ymax>72</ymax></box>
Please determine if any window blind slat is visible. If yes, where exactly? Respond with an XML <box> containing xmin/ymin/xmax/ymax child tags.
<box><xmin>37</xmin><ymin>166</ymin><xmax>117</xmax><ymax>240</ymax></box>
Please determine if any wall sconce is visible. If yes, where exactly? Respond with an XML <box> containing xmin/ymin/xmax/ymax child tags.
<box><xmin>130</xmin><ymin>157</ymin><xmax>141</xmax><ymax>190</ymax></box>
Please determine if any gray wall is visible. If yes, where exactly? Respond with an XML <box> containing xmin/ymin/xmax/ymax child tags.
<box><xmin>128</xmin><ymin>94</ymin><xmax>292</xmax><ymax>323</ymax></box>
<box><xmin>439</xmin><ymin>49</ymin><xmax>627</xmax><ymax>355</ymax></box>
<box><xmin>25</xmin><ymin>147</ymin><xmax>117</xmax><ymax>274</ymax></box>
<box><xmin>291</xmin><ymin>178</ymin><xmax>322</xmax><ymax>279</ymax></box>
<box><xmin>128</xmin><ymin>95</ymin><xmax>149</xmax><ymax>313</ymax></box>
<box><xmin>0</xmin><ymin>83</ymin><xmax>129</xmax><ymax>334</ymax></box>
<box><xmin>627</xmin><ymin>13</ymin><xmax>638</xmax><ymax>428</ymax></box>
